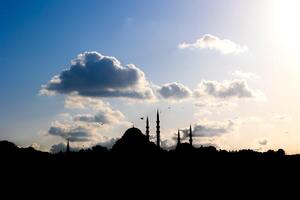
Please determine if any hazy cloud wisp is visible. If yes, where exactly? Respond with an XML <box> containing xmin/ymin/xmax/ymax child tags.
<box><xmin>194</xmin><ymin>79</ymin><xmax>257</xmax><ymax>99</ymax></box>
<box><xmin>178</xmin><ymin>34</ymin><xmax>248</xmax><ymax>54</ymax></box>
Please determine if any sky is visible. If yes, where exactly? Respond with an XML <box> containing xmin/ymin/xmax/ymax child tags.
<box><xmin>1</xmin><ymin>0</ymin><xmax>300</xmax><ymax>154</ymax></box>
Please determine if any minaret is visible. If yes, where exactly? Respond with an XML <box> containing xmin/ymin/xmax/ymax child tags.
<box><xmin>177</xmin><ymin>129</ymin><xmax>181</xmax><ymax>146</ymax></box>
<box><xmin>156</xmin><ymin>110</ymin><xmax>160</xmax><ymax>148</ymax></box>
<box><xmin>189</xmin><ymin>124</ymin><xmax>193</xmax><ymax>146</ymax></box>
<box><xmin>146</xmin><ymin>116</ymin><xmax>150</xmax><ymax>141</ymax></box>
<box><xmin>66</xmin><ymin>138</ymin><xmax>70</xmax><ymax>153</ymax></box>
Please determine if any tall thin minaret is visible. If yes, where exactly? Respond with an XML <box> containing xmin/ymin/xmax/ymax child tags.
<box><xmin>156</xmin><ymin>110</ymin><xmax>160</xmax><ymax>148</ymax></box>
<box><xmin>146</xmin><ymin>116</ymin><xmax>150</xmax><ymax>141</ymax></box>
<box><xmin>66</xmin><ymin>138</ymin><xmax>70</xmax><ymax>153</ymax></box>
<box><xmin>177</xmin><ymin>129</ymin><xmax>181</xmax><ymax>146</ymax></box>
<box><xmin>189</xmin><ymin>124</ymin><xmax>193</xmax><ymax>146</ymax></box>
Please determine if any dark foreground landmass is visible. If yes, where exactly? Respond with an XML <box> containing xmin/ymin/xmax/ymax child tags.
<box><xmin>1</xmin><ymin>140</ymin><xmax>299</xmax><ymax>174</ymax></box>
<box><xmin>1</xmin><ymin>139</ymin><xmax>300</xmax><ymax>196</ymax></box>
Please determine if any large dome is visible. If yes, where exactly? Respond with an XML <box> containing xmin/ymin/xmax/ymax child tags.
<box><xmin>112</xmin><ymin>127</ymin><xmax>158</xmax><ymax>153</ymax></box>
<box><xmin>124</xmin><ymin>127</ymin><xmax>143</xmax><ymax>136</ymax></box>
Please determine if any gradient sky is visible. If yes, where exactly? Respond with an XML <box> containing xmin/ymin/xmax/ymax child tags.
<box><xmin>1</xmin><ymin>0</ymin><xmax>300</xmax><ymax>153</ymax></box>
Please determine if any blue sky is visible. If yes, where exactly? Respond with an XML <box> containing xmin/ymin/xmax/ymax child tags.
<box><xmin>1</xmin><ymin>0</ymin><xmax>299</xmax><ymax>153</ymax></box>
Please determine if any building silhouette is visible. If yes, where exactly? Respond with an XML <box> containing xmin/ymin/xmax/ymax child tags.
<box><xmin>111</xmin><ymin>110</ymin><xmax>195</xmax><ymax>152</ymax></box>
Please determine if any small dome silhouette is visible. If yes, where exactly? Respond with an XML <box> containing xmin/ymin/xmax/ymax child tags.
<box><xmin>176</xmin><ymin>142</ymin><xmax>194</xmax><ymax>153</ymax></box>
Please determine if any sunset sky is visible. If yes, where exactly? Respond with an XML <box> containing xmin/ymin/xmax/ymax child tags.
<box><xmin>1</xmin><ymin>0</ymin><xmax>300</xmax><ymax>154</ymax></box>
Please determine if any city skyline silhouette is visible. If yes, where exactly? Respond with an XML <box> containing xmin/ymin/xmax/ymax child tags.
<box><xmin>2</xmin><ymin>2</ymin><xmax>300</xmax><ymax>191</ymax></box>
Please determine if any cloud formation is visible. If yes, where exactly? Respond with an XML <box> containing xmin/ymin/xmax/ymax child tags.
<box><xmin>178</xmin><ymin>34</ymin><xmax>248</xmax><ymax>54</ymax></box>
<box><xmin>157</xmin><ymin>82</ymin><xmax>192</xmax><ymax>100</ymax></box>
<box><xmin>258</xmin><ymin>139</ymin><xmax>268</xmax><ymax>146</ymax></box>
<box><xmin>29</xmin><ymin>143</ymin><xmax>41</xmax><ymax>150</ymax></box>
<box><xmin>48</xmin><ymin>96</ymin><xmax>127</xmax><ymax>143</ymax></box>
<box><xmin>65</xmin><ymin>96</ymin><xmax>125</xmax><ymax>124</ymax></box>
<box><xmin>182</xmin><ymin>120</ymin><xmax>234</xmax><ymax>138</ymax></box>
<box><xmin>73</xmin><ymin>113</ymin><xmax>118</xmax><ymax>124</ymax></box>
<box><xmin>194</xmin><ymin>79</ymin><xmax>257</xmax><ymax>99</ymax></box>
<box><xmin>50</xmin><ymin>142</ymin><xmax>82</xmax><ymax>153</ymax></box>
<box><xmin>47</xmin><ymin>118</ymin><xmax>128</xmax><ymax>145</ymax></box>
<box><xmin>40</xmin><ymin>51</ymin><xmax>155</xmax><ymax>100</ymax></box>
<box><xmin>48</xmin><ymin>122</ymin><xmax>97</xmax><ymax>142</ymax></box>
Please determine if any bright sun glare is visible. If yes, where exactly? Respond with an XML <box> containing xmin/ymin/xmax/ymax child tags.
<box><xmin>271</xmin><ymin>0</ymin><xmax>300</xmax><ymax>53</ymax></box>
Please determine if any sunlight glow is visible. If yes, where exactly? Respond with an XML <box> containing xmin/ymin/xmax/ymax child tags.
<box><xmin>271</xmin><ymin>0</ymin><xmax>300</xmax><ymax>54</ymax></box>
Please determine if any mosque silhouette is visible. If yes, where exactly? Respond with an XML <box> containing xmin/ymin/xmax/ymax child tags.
<box><xmin>111</xmin><ymin>110</ymin><xmax>193</xmax><ymax>152</ymax></box>
<box><xmin>64</xmin><ymin>109</ymin><xmax>194</xmax><ymax>154</ymax></box>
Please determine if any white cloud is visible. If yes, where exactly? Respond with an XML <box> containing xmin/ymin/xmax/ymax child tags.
<box><xmin>29</xmin><ymin>143</ymin><xmax>41</xmax><ymax>150</ymax></box>
<box><xmin>64</xmin><ymin>95</ymin><xmax>107</xmax><ymax>110</ymax></box>
<box><xmin>231</xmin><ymin>70</ymin><xmax>260</xmax><ymax>80</ymax></box>
<box><xmin>178</xmin><ymin>34</ymin><xmax>248</xmax><ymax>54</ymax></box>
<box><xmin>157</xmin><ymin>82</ymin><xmax>192</xmax><ymax>101</ymax></box>
<box><xmin>193</xmin><ymin>99</ymin><xmax>238</xmax><ymax>120</ymax></box>
<box><xmin>195</xmin><ymin>100</ymin><xmax>237</xmax><ymax>109</ymax></box>
<box><xmin>258</xmin><ymin>139</ymin><xmax>268</xmax><ymax>146</ymax></box>
<box><xmin>182</xmin><ymin>119</ymin><xmax>234</xmax><ymax>138</ymax></box>
<box><xmin>65</xmin><ymin>96</ymin><xmax>125</xmax><ymax>124</ymax></box>
<box><xmin>47</xmin><ymin>96</ymin><xmax>129</xmax><ymax>144</ymax></box>
<box><xmin>48</xmin><ymin>120</ymin><xmax>101</xmax><ymax>142</ymax></box>
<box><xmin>194</xmin><ymin>79</ymin><xmax>263</xmax><ymax>99</ymax></box>
<box><xmin>40</xmin><ymin>51</ymin><xmax>155</xmax><ymax>100</ymax></box>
